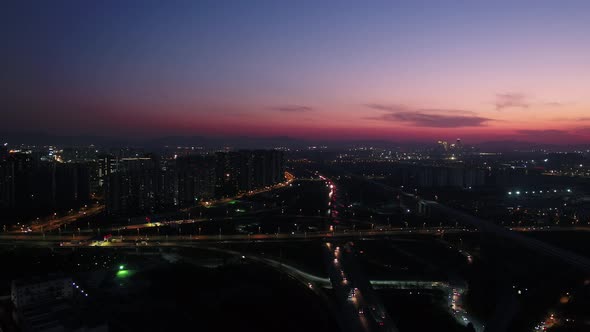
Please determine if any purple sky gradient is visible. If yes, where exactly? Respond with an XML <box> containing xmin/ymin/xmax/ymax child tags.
<box><xmin>2</xmin><ymin>0</ymin><xmax>590</xmax><ymax>143</ymax></box>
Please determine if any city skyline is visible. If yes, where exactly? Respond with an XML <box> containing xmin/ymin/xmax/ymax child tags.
<box><xmin>3</xmin><ymin>1</ymin><xmax>590</xmax><ymax>143</ymax></box>
<box><xmin>2</xmin><ymin>3</ymin><xmax>589</xmax><ymax>332</ymax></box>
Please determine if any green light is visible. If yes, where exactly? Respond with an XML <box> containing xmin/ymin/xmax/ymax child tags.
<box><xmin>116</xmin><ymin>270</ymin><xmax>130</xmax><ymax>278</ymax></box>
<box><xmin>119</xmin><ymin>265</ymin><xmax>125</xmax><ymax>270</ymax></box>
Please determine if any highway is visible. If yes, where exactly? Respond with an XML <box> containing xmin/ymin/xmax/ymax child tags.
<box><xmin>422</xmin><ymin>199</ymin><xmax>590</xmax><ymax>274</ymax></box>
<box><xmin>0</xmin><ymin>223</ymin><xmax>494</xmax><ymax>331</ymax></box>
<box><xmin>357</xmin><ymin>174</ymin><xmax>590</xmax><ymax>274</ymax></box>
<box><xmin>22</xmin><ymin>238</ymin><xmax>462</xmax><ymax>332</ymax></box>
<box><xmin>5</xmin><ymin>224</ymin><xmax>588</xmax><ymax>248</ymax></box>
<box><xmin>12</xmin><ymin>204</ymin><xmax>104</xmax><ymax>233</ymax></box>
<box><xmin>7</xmin><ymin>177</ymin><xmax>295</xmax><ymax>236</ymax></box>
<box><xmin>325</xmin><ymin>242</ymin><xmax>398</xmax><ymax>332</ymax></box>
<box><xmin>2</xmin><ymin>173</ymin><xmax>588</xmax><ymax>332</ymax></box>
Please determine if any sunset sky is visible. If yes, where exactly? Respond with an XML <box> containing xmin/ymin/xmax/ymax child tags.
<box><xmin>3</xmin><ymin>0</ymin><xmax>590</xmax><ymax>143</ymax></box>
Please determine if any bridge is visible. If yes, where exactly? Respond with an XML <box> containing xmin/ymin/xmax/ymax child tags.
<box><xmin>421</xmin><ymin>199</ymin><xmax>590</xmax><ymax>274</ymax></box>
<box><xmin>357</xmin><ymin>174</ymin><xmax>590</xmax><ymax>274</ymax></box>
<box><xmin>2</xmin><ymin>224</ymin><xmax>586</xmax><ymax>248</ymax></box>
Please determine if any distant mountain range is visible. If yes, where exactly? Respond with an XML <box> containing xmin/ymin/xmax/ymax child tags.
<box><xmin>1</xmin><ymin>132</ymin><xmax>588</xmax><ymax>152</ymax></box>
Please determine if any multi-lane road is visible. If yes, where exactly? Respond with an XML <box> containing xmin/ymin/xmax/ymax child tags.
<box><xmin>2</xmin><ymin>224</ymin><xmax>588</xmax><ymax>248</ymax></box>
<box><xmin>421</xmin><ymin>199</ymin><xmax>590</xmax><ymax>274</ymax></box>
<box><xmin>358</xmin><ymin>173</ymin><xmax>590</xmax><ymax>274</ymax></box>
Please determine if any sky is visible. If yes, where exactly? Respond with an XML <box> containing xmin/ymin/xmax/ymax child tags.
<box><xmin>2</xmin><ymin>0</ymin><xmax>590</xmax><ymax>144</ymax></box>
